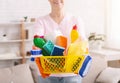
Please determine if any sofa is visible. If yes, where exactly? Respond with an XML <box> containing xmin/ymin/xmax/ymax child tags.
<box><xmin>83</xmin><ymin>54</ymin><xmax>120</xmax><ymax>83</ymax></box>
<box><xmin>0</xmin><ymin>55</ymin><xmax>120</xmax><ymax>83</ymax></box>
<box><xmin>0</xmin><ymin>62</ymin><xmax>39</xmax><ymax>83</ymax></box>
<box><xmin>82</xmin><ymin>54</ymin><xmax>107</xmax><ymax>83</ymax></box>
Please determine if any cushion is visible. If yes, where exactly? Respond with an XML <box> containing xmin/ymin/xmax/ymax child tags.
<box><xmin>0</xmin><ymin>64</ymin><xmax>34</xmax><ymax>83</ymax></box>
<box><xmin>0</xmin><ymin>67</ymin><xmax>12</xmax><ymax>83</ymax></box>
<box><xmin>96</xmin><ymin>67</ymin><xmax>120</xmax><ymax>83</ymax></box>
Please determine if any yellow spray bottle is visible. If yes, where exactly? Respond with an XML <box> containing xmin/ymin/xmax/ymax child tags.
<box><xmin>71</xmin><ymin>25</ymin><xmax>79</xmax><ymax>43</ymax></box>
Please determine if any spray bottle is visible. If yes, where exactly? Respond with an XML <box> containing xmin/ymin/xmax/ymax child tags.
<box><xmin>70</xmin><ymin>25</ymin><xmax>79</xmax><ymax>43</ymax></box>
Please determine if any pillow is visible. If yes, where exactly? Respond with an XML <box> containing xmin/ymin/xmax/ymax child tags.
<box><xmin>96</xmin><ymin>67</ymin><xmax>120</xmax><ymax>83</ymax></box>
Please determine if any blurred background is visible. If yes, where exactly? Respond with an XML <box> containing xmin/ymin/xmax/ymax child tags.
<box><xmin>0</xmin><ymin>0</ymin><xmax>119</xmax><ymax>49</ymax></box>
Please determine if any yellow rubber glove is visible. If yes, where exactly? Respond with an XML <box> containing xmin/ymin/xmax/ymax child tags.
<box><xmin>67</xmin><ymin>40</ymin><xmax>89</xmax><ymax>56</ymax></box>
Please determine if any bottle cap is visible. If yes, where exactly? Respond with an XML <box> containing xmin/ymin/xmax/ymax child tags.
<box><xmin>34</xmin><ymin>35</ymin><xmax>44</xmax><ymax>38</ymax></box>
<box><xmin>73</xmin><ymin>25</ymin><xmax>77</xmax><ymax>30</ymax></box>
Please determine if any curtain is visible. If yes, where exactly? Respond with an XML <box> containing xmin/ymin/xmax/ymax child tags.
<box><xmin>106</xmin><ymin>0</ymin><xmax>120</xmax><ymax>49</ymax></box>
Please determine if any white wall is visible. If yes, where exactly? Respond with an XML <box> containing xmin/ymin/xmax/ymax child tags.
<box><xmin>0</xmin><ymin>0</ymin><xmax>105</xmax><ymax>36</ymax></box>
<box><xmin>65</xmin><ymin>0</ymin><xmax>105</xmax><ymax>36</ymax></box>
<box><xmin>0</xmin><ymin>0</ymin><xmax>50</xmax><ymax>22</ymax></box>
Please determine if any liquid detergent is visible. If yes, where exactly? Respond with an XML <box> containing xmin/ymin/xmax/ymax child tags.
<box><xmin>70</xmin><ymin>25</ymin><xmax>79</xmax><ymax>43</ymax></box>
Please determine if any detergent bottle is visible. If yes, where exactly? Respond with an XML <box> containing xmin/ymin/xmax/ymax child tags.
<box><xmin>30</xmin><ymin>45</ymin><xmax>42</xmax><ymax>61</ymax></box>
<box><xmin>33</xmin><ymin>35</ymin><xmax>46</xmax><ymax>48</ymax></box>
<box><xmin>70</xmin><ymin>25</ymin><xmax>79</xmax><ymax>43</ymax></box>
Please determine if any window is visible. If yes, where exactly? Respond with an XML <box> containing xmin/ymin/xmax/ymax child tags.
<box><xmin>106</xmin><ymin>0</ymin><xmax>120</xmax><ymax>49</ymax></box>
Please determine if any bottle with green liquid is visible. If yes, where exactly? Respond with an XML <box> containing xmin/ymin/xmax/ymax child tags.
<box><xmin>33</xmin><ymin>35</ymin><xmax>46</xmax><ymax>48</ymax></box>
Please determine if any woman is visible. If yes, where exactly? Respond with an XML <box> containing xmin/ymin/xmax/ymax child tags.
<box><xmin>34</xmin><ymin>0</ymin><xmax>87</xmax><ymax>83</ymax></box>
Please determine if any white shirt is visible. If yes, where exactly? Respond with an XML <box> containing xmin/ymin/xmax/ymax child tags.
<box><xmin>34</xmin><ymin>13</ymin><xmax>87</xmax><ymax>44</ymax></box>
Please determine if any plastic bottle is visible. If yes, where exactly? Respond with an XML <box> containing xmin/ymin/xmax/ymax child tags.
<box><xmin>56</xmin><ymin>36</ymin><xmax>67</xmax><ymax>49</ymax></box>
<box><xmin>30</xmin><ymin>45</ymin><xmax>42</xmax><ymax>61</ymax></box>
<box><xmin>70</xmin><ymin>25</ymin><xmax>79</xmax><ymax>43</ymax></box>
<box><xmin>33</xmin><ymin>35</ymin><xmax>46</xmax><ymax>48</ymax></box>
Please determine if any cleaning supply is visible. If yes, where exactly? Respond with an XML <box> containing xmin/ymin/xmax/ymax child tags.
<box><xmin>33</xmin><ymin>36</ymin><xmax>46</xmax><ymax>49</ymax></box>
<box><xmin>56</xmin><ymin>36</ymin><xmax>67</xmax><ymax>49</ymax></box>
<box><xmin>30</xmin><ymin>45</ymin><xmax>42</xmax><ymax>61</ymax></box>
<box><xmin>79</xmin><ymin>55</ymin><xmax>92</xmax><ymax>77</ymax></box>
<box><xmin>33</xmin><ymin>35</ymin><xmax>48</xmax><ymax>56</ymax></box>
<box><xmin>67</xmin><ymin>41</ymin><xmax>89</xmax><ymax>56</ymax></box>
<box><xmin>70</xmin><ymin>25</ymin><xmax>79</xmax><ymax>43</ymax></box>
<box><xmin>30</xmin><ymin>49</ymin><xmax>42</xmax><ymax>61</ymax></box>
<box><xmin>51</xmin><ymin>45</ymin><xmax>65</xmax><ymax>56</ymax></box>
<box><xmin>42</xmin><ymin>40</ymin><xmax>54</xmax><ymax>56</ymax></box>
<box><xmin>31</xmin><ymin>50</ymin><xmax>42</xmax><ymax>55</ymax></box>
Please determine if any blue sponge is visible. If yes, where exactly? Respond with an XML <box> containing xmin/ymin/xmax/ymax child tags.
<box><xmin>51</xmin><ymin>45</ymin><xmax>65</xmax><ymax>56</ymax></box>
